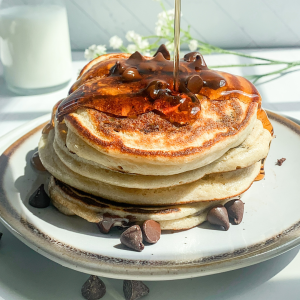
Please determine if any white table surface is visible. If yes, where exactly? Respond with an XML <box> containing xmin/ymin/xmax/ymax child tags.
<box><xmin>0</xmin><ymin>49</ymin><xmax>300</xmax><ymax>299</ymax></box>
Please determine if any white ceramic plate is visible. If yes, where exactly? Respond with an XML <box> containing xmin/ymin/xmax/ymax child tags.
<box><xmin>0</xmin><ymin>111</ymin><xmax>299</xmax><ymax>281</ymax></box>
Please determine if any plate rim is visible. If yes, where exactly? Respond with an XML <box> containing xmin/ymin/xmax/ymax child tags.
<box><xmin>0</xmin><ymin>110</ymin><xmax>300</xmax><ymax>280</ymax></box>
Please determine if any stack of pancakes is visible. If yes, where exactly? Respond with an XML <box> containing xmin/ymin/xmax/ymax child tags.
<box><xmin>39</xmin><ymin>51</ymin><xmax>272</xmax><ymax>231</ymax></box>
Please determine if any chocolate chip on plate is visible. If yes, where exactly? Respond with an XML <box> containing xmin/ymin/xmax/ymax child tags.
<box><xmin>276</xmin><ymin>158</ymin><xmax>286</xmax><ymax>166</ymax></box>
<box><xmin>142</xmin><ymin>220</ymin><xmax>161</xmax><ymax>244</ymax></box>
<box><xmin>97</xmin><ymin>213</ymin><xmax>130</xmax><ymax>234</ymax></box>
<box><xmin>29</xmin><ymin>184</ymin><xmax>50</xmax><ymax>208</ymax></box>
<box><xmin>225</xmin><ymin>199</ymin><xmax>244</xmax><ymax>225</ymax></box>
<box><xmin>120</xmin><ymin>225</ymin><xmax>144</xmax><ymax>252</ymax></box>
<box><xmin>81</xmin><ymin>275</ymin><xmax>106</xmax><ymax>300</ymax></box>
<box><xmin>123</xmin><ymin>280</ymin><xmax>149</xmax><ymax>300</ymax></box>
<box><xmin>207</xmin><ymin>205</ymin><xmax>230</xmax><ymax>231</ymax></box>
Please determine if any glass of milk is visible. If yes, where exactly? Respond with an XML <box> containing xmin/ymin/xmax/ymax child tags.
<box><xmin>0</xmin><ymin>0</ymin><xmax>72</xmax><ymax>95</ymax></box>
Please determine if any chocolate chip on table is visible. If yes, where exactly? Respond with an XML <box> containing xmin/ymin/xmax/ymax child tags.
<box><xmin>29</xmin><ymin>184</ymin><xmax>50</xmax><ymax>208</ymax></box>
<box><xmin>81</xmin><ymin>275</ymin><xmax>106</xmax><ymax>300</ymax></box>
<box><xmin>123</xmin><ymin>280</ymin><xmax>149</xmax><ymax>300</ymax></box>
<box><xmin>276</xmin><ymin>158</ymin><xmax>286</xmax><ymax>166</ymax></box>
<box><xmin>207</xmin><ymin>206</ymin><xmax>230</xmax><ymax>231</ymax></box>
<box><xmin>142</xmin><ymin>220</ymin><xmax>161</xmax><ymax>244</ymax></box>
<box><xmin>225</xmin><ymin>199</ymin><xmax>244</xmax><ymax>225</ymax></box>
<box><xmin>0</xmin><ymin>232</ymin><xmax>2</xmax><ymax>241</ymax></box>
<box><xmin>120</xmin><ymin>225</ymin><xmax>144</xmax><ymax>252</ymax></box>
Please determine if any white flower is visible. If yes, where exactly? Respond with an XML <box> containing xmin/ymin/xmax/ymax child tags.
<box><xmin>165</xmin><ymin>41</ymin><xmax>174</xmax><ymax>53</ymax></box>
<box><xmin>84</xmin><ymin>49</ymin><xmax>94</xmax><ymax>60</ymax></box>
<box><xmin>138</xmin><ymin>39</ymin><xmax>149</xmax><ymax>50</ymax></box>
<box><xmin>109</xmin><ymin>35</ymin><xmax>123</xmax><ymax>49</ymax></box>
<box><xmin>94</xmin><ymin>45</ymin><xmax>107</xmax><ymax>56</ymax></box>
<box><xmin>127</xmin><ymin>44</ymin><xmax>137</xmax><ymax>53</ymax></box>
<box><xmin>84</xmin><ymin>44</ymin><xmax>107</xmax><ymax>60</ymax></box>
<box><xmin>189</xmin><ymin>40</ymin><xmax>198</xmax><ymax>52</ymax></box>
<box><xmin>125</xmin><ymin>30</ymin><xmax>142</xmax><ymax>44</ymax></box>
<box><xmin>155</xmin><ymin>9</ymin><xmax>175</xmax><ymax>37</ymax></box>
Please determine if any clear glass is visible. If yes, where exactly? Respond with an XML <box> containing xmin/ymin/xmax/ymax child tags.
<box><xmin>0</xmin><ymin>0</ymin><xmax>72</xmax><ymax>95</ymax></box>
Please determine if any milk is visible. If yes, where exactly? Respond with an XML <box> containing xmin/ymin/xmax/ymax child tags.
<box><xmin>0</xmin><ymin>5</ymin><xmax>72</xmax><ymax>93</ymax></box>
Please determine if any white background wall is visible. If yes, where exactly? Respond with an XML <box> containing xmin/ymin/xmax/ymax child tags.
<box><xmin>65</xmin><ymin>0</ymin><xmax>300</xmax><ymax>50</ymax></box>
<box><xmin>3</xmin><ymin>0</ymin><xmax>300</xmax><ymax>50</ymax></box>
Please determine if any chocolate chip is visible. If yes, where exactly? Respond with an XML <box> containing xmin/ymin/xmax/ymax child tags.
<box><xmin>186</xmin><ymin>75</ymin><xmax>203</xmax><ymax>94</ymax></box>
<box><xmin>123</xmin><ymin>280</ymin><xmax>149</xmax><ymax>300</ymax></box>
<box><xmin>184</xmin><ymin>52</ymin><xmax>205</xmax><ymax>64</ymax></box>
<box><xmin>29</xmin><ymin>184</ymin><xmax>50</xmax><ymax>208</ymax></box>
<box><xmin>152</xmin><ymin>52</ymin><xmax>166</xmax><ymax>62</ymax></box>
<box><xmin>276</xmin><ymin>158</ymin><xmax>286</xmax><ymax>166</ymax></box>
<box><xmin>142</xmin><ymin>220</ymin><xmax>161</xmax><ymax>244</ymax></box>
<box><xmin>153</xmin><ymin>44</ymin><xmax>170</xmax><ymax>60</ymax></box>
<box><xmin>97</xmin><ymin>213</ymin><xmax>130</xmax><ymax>234</ymax></box>
<box><xmin>31</xmin><ymin>151</ymin><xmax>46</xmax><ymax>171</ymax></box>
<box><xmin>146</xmin><ymin>80</ymin><xmax>169</xmax><ymax>100</ymax></box>
<box><xmin>207</xmin><ymin>206</ymin><xmax>230</xmax><ymax>231</ymax></box>
<box><xmin>110</xmin><ymin>61</ymin><xmax>126</xmax><ymax>75</ymax></box>
<box><xmin>81</xmin><ymin>275</ymin><xmax>106</xmax><ymax>300</ymax></box>
<box><xmin>225</xmin><ymin>199</ymin><xmax>244</xmax><ymax>225</ymax></box>
<box><xmin>122</xmin><ymin>67</ymin><xmax>142</xmax><ymax>81</ymax></box>
<box><xmin>201</xmin><ymin>70</ymin><xmax>226</xmax><ymax>90</ymax></box>
<box><xmin>128</xmin><ymin>51</ymin><xmax>145</xmax><ymax>61</ymax></box>
<box><xmin>0</xmin><ymin>232</ymin><xmax>2</xmax><ymax>241</ymax></box>
<box><xmin>120</xmin><ymin>225</ymin><xmax>144</xmax><ymax>252</ymax></box>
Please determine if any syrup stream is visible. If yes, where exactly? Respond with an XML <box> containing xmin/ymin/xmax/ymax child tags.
<box><xmin>173</xmin><ymin>0</ymin><xmax>181</xmax><ymax>91</ymax></box>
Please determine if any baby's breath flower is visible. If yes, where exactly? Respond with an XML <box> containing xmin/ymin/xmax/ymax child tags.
<box><xmin>165</xmin><ymin>41</ymin><xmax>174</xmax><ymax>53</ymax></box>
<box><xmin>189</xmin><ymin>40</ymin><xmax>198</xmax><ymax>52</ymax></box>
<box><xmin>84</xmin><ymin>49</ymin><xmax>94</xmax><ymax>60</ymax></box>
<box><xmin>127</xmin><ymin>44</ymin><xmax>137</xmax><ymax>53</ymax></box>
<box><xmin>155</xmin><ymin>9</ymin><xmax>175</xmax><ymax>37</ymax></box>
<box><xmin>95</xmin><ymin>45</ymin><xmax>107</xmax><ymax>56</ymax></box>
<box><xmin>125</xmin><ymin>30</ymin><xmax>142</xmax><ymax>44</ymax></box>
<box><xmin>84</xmin><ymin>44</ymin><xmax>107</xmax><ymax>60</ymax></box>
<box><xmin>109</xmin><ymin>36</ymin><xmax>123</xmax><ymax>49</ymax></box>
<box><xmin>138</xmin><ymin>39</ymin><xmax>149</xmax><ymax>50</ymax></box>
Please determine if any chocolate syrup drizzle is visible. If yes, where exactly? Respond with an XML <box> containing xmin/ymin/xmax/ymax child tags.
<box><xmin>55</xmin><ymin>45</ymin><xmax>266</xmax><ymax>127</ymax></box>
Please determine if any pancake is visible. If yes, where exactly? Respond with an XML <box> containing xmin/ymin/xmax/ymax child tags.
<box><xmin>48</xmin><ymin>176</ymin><xmax>233</xmax><ymax>230</ymax></box>
<box><xmin>39</xmin><ymin>129</ymin><xmax>261</xmax><ymax>205</ymax></box>
<box><xmin>60</xmin><ymin>51</ymin><xmax>261</xmax><ymax>176</ymax></box>
<box><xmin>54</xmin><ymin>119</ymin><xmax>271</xmax><ymax>188</ymax></box>
<box><xmin>64</xmin><ymin>99</ymin><xmax>258</xmax><ymax>175</ymax></box>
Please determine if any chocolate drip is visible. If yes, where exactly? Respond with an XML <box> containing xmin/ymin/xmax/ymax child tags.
<box><xmin>55</xmin><ymin>44</ymin><xmax>272</xmax><ymax>132</ymax></box>
<box><xmin>42</xmin><ymin>99</ymin><xmax>63</xmax><ymax>134</ymax></box>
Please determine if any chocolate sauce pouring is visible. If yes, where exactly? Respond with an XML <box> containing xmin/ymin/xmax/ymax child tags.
<box><xmin>173</xmin><ymin>0</ymin><xmax>181</xmax><ymax>91</ymax></box>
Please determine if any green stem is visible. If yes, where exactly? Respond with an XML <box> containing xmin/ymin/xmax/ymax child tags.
<box><xmin>246</xmin><ymin>66</ymin><xmax>293</xmax><ymax>83</ymax></box>
<box><xmin>210</xmin><ymin>62</ymin><xmax>288</xmax><ymax>69</ymax></box>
